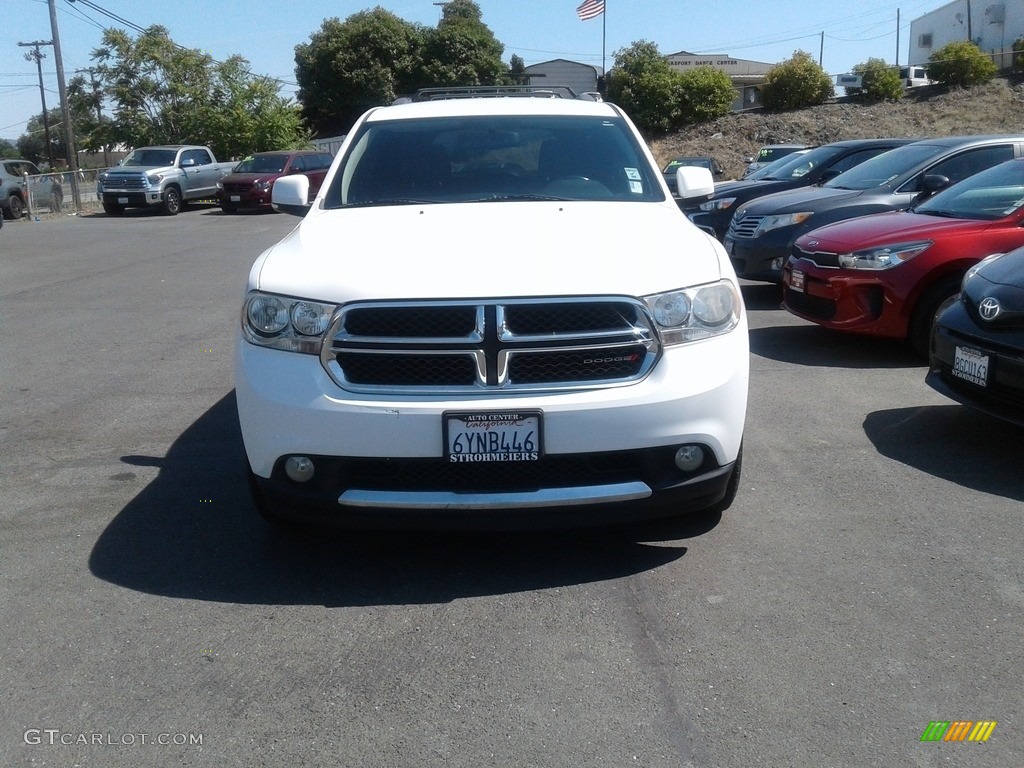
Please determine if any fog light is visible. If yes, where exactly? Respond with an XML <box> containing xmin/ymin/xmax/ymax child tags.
<box><xmin>284</xmin><ymin>456</ymin><xmax>315</xmax><ymax>483</ymax></box>
<box><xmin>771</xmin><ymin>257</ymin><xmax>784</xmax><ymax>271</ymax></box>
<box><xmin>674</xmin><ymin>445</ymin><xmax>705</xmax><ymax>472</ymax></box>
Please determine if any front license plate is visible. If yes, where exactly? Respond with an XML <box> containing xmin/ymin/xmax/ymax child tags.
<box><xmin>444</xmin><ymin>411</ymin><xmax>542</xmax><ymax>463</ymax></box>
<box><xmin>230</xmin><ymin>195</ymin><xmax>241</xmax><ymax>202</ymax></box>
<box><xmin>952</xmin><ymin>346</ymin><xmax>990</xmax><ymax>387</ymax></box>
<box><xmin>789</xmin><ymin>269</ymin><xmax>805</xmax><ymax>292</ymax></box>
<box><xmin>117</xmin><ymin>197</ymin><xmax>128</xmax><ymax>204</ymax></box>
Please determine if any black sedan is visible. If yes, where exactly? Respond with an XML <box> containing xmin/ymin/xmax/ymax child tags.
<box><xmin>682</xmin><ymin>138</ymin><xmax>913</xmax><ymax>242</ymax></box>
<box><xmin>926</xmin><ymin>248</ymin><xmax>1024</xmax><ymax>427</ymax></box>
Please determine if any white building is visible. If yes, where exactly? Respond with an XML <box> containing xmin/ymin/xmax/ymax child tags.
<box><xmin>664</xmin><ymin>52</ymin><xmax>776</xmax><ymax>110</ymax></box>
<box><xmin>908</xmin><ymin>1</ymin><xmax>1023</xmax><ymax>70</ymax></box>
<box><xmin>524</xmin><ymin>59</ymin><xmax>601</xmax><ymax>97</ymax></box>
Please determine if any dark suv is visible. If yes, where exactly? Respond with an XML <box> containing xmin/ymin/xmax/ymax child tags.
<box><xmin>684</xmin><ymin>138</ymin><xmax>914</xmax><ymax>241</ymax></box>
<box><xmin>723</xmin><ymin>135</ymin><xmax>1024</xmax><ymax>282</ymax></box>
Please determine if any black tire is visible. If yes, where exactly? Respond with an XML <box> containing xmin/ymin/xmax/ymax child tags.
<box><xmin>7</xmin><ymin>194</ymin><xmax>25</xmax><ymax>220</ymax></box>
<box><xmin>102</xmin><ymin>200</ymin><xmax>125</xmax><ymax>216</ymax></box>
<box><xmin>219</xmin><ymin>202</ymin><xmax>238</xmax><ymax>214</ymax></box>
<box><xmin>908</xmin><ymin>275</ymin><xmax>962</xmax><ymax>359</ymax></box>
<box><xmin>161</xmin><ymin>187</ymin><xmax>182</xmax><ymax>216</ymax></box>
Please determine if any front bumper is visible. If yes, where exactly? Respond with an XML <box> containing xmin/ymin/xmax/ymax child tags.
<box><xmin>781</xmin><ymin>258</ymin><xmax>908</xmax><ymax>338</ymax></box>
<box><xmin>102</xmin><ymin>190</ymin><xmax>161</xmax><ymax>207</ymax></box>
<box><xmin>926</xmin><ymin>300</ymin><xmax>1024</xmax><ymax>427</ymax></box>
<box><xmin>723</xmin><ymin>232</ymin><xmax>789</xmax><ymax>282</ymax></box>
<box><xmin>235</xmin><ymin>326</ymin><xmax>748</xmax><ymax>527</ymax></box>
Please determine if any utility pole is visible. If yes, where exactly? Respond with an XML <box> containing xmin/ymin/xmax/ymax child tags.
<box><xmin>48</xmin><ymin>0</ymin><xmax>80</xmax><ymax>211</ymax></box>
<box><xmin>76</xmin><ymin>67</ymin><xmax>110</xmax><ymax>167</ymax></box>
<box><xmin>17</xmin><ymin>40</ymin><xmax>55</xmax><ymax>167</ymax></box>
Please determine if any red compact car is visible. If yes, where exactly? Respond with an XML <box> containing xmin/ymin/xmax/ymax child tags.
<box><xmin>216</xmin><ymin>150</ymin><xmax>334</xmax><ymax>212</ymax></box>
<box><xmin>782</xmin><ymin>157</ymin><xmax>1024</xmax><ymax>356</ymax></box>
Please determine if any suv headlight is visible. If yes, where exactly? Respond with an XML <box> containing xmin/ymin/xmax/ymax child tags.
<box><xmin>699</xmin><ymin>197</ymin><xmax>736</xmax><ymax>212</ymax></box>
<box><xmin>755</xmin><ymin>211</ymin><xmax>813</xmax><ymax>235</ymax></box>
<box><xmin>241</xmin><ymin>291</ymin><xmax>337</xmax><ymax>354</ymax></box>
<box><xmin>644</xmin><ymin>280</ymin><xmax>742</xmax><ymax>344</ymax></box>
<box><xmin>837</xmin><ymin>241</ymin><xmax>931</xmax><ymax>270</ymax></box>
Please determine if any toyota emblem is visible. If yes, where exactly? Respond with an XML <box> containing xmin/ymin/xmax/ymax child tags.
<box><xmin>978</xmin><ymin>297</ymin><xmax>1001</xmax><ymax>321</ymax></box>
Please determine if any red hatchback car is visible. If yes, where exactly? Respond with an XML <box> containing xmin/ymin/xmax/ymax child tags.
<box><xmin>216</xmin><ymin>150</ymin><xmax>334</xmax><ymax>212</ymax></box>
<box><xmin>782</xmin><ymin>157</ymin><xmax>1024</xmax><ymax>356</ymax></box>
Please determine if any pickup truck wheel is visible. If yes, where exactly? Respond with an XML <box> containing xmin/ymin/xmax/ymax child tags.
<box><xmin>161</xmin><ymin>187</ymin><xmax>182</xmax><ymax>216</ymax></box>
<box><xmin>102</xmin><ymin>200</ymin><xmax>125</xmax><ymax>216</ymax></box>
<box><xmin>6</xmin><ymin>194</ymin><xmax>24</xmax><ymax>220</ymax></box>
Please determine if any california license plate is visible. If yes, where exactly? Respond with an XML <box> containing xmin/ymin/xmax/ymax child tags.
<box><xmin>951</xmin><ymin>346</ymin><xmax>989</xmax><ymax>387</ymax></box>
<box><xmin>444</xmin><ymin>411</ymin><xmax>541</xmax><ymax>463</ymax></box>
<box><xmin>789</xmin><ymin>269</ymin><xmax>805</xmax><ymax>292</ymax></box>
<box><xmin>230</xmin><ymin>195</ymin><xmax>241</xmax><ymax>202</ymax></box>
<box><xmin>117</xmin><ymin>197</ymin><xmax>128</xmax><ymax>204</ymax></box>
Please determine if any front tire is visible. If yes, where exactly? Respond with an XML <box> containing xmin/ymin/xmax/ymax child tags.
<box><xmin>161</xmin><ymin>187</ymin><xmax>182</xmax><ymax>216</ymax></box>
<box><xmin>908</xmin><ymin>276</ymin><xmax>962</xmax><ymax>359</ymax></box>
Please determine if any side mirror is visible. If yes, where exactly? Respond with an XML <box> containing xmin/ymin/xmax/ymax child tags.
<box><xmin>272</xmin><ymin>175</ymin><xmax>311</xmax><ymax>217</ymax></box>
<box><xmin>676</xmin><ymin>166</ymin><xmax>715</xmax><ymax>201</ymax></box>
<box><xmin>819</xmin><ymin>168</ymin><xmax>841</xmax><ymax>183</ymax></box>
<box><xmin>920</xmin><ymin>173</ymin><xmax>950</xmax><ymax>195</ymax></box>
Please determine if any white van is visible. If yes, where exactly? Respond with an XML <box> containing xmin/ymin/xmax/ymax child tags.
<box><xmin>900</xmin><ymin>66</ymin><xmax>932</xmax><ymax>88</ymax></box>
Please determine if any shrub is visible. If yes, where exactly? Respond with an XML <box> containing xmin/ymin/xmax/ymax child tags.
<box><xmin>676</xmin><ymin>66</ymin><xmax>736</xmax><ymax>124</ymax></box>
<box><xmin>847</xmin><ymin>58</ymin><xmax>905</xmax><ymax>102</ymax></box>
<box><xmin>761</xmin><ymin>51</ymin><xmax>834</xmax><ymax>110</ymax></box>
<box><xmin>928</xmin><ymin>41</ymin><xmax>997</xmax><ymax>87</ymax></box>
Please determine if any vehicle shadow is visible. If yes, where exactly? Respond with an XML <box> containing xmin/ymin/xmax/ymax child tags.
<box><xmin>749</xmin><ymin>324</ymin><xmax>922</xmax><ymax>369</ymax></box>
<box><xmin>740</xmin><ymin>282</ymin><xmax>784</xmax><ymax>311</ymax></box>
<box><xmin>89</xmin><ymin>392</ymin><xmax>707</xmax><ymax>607</ymax></box>
<box><xmin>863</xmin><ymin>405</ymin><xmax>1023</xmax><ymax>501</ymax></box>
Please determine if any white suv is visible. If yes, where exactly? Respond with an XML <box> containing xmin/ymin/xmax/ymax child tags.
<box><xmin>235</xmin><ymin>89</ymin><xmax>748</xmax><ymax>529</ymax></box>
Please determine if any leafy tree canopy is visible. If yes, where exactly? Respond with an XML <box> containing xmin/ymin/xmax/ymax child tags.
<box><xmin>928</xmin><ymin>41</ymin><xmax>997</xmax><ymax>87</ymax></box>
<box><xmin>761</xmin><ymin>50</ymin><xmax>834</xmax><ymax>110</ymax></box>
<box><xmin>90</xmin><ymin>25</ymin><xmax>308</xmax><ymax>159</ymax></box>
<box><xmin>606</xmin><ymin>41</ymin><xmax>684</xmax><ymax>134</ymax></box>
<box><xmin>848</xmin><ymin>58</ymin><xmax>904</xmax><ymax>102</ymax></box>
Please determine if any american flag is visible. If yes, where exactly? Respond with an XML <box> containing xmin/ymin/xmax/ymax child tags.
<box><xmin>576</xmin><ymin>0</ymin><xmax>605</xmax><ymax>21</ymax></box>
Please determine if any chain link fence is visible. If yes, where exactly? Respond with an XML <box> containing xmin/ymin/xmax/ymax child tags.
<box><xmin>22</xmin><ymin>169</ymin><xmax>103</xmax><ymax>218</ymax></box>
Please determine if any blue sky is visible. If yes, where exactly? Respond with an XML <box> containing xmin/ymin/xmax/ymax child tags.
<box><xmin>1</xmin><ymin>0</ymin><xmax>952</xmax><ymax>142</ymax></box>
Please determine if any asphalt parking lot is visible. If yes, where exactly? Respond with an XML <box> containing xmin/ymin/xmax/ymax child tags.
<box><xmin>1</xmin><ymin>207</ymin><xmax>1020</xmax><ymax>767</ymax></box>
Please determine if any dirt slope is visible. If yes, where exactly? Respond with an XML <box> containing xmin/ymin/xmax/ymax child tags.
<box><xmin>650</xmin><ymin>78</ymin><xmax>1024</xmax><ymax>181</ymax></box>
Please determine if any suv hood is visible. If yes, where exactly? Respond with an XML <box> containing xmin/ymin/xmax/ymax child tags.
<box><xmin>254</xmin><ymin>202</ymin><xmax>724</xmax><ymax>301</ymax></box>
<box><xmin>797</xmin><ymin>210</ymin><xmax>992</xmax><ymax>250</ymax></box>
<box><xmin>739</xmin><ymin>185</ymin><xmax>862</xmax><ymax>216</ymax></box>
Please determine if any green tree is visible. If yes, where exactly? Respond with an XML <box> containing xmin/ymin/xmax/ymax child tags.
<box><xmin>15</xmin><ymin>109</ymin><xmax>66</xmax><ymax>167</ymax></box>
<box><xmin>420</xmin><ymin>0</ymin><xmax>507</xmax><ymax>87</ymax></box>
<box><xmin>606</xmin><ymin>41</ymin><xmax>684</xmax><ymax>134</ymax></box>
<box><xmin>89</xmin><ymin>26</ymin><xmax>307</xmax><ymax>159</ymax></box>
<box><xmin>1013</xmin><ymin>36</ymin><xmax>1024</xmax><ymax>72</ymax></box>
<box><xmin>0</xmin><ymin>139</ymin><xmax>17</xmax><ymax>156</ymax></box>
<box><xmin>928</xmin><ymin>41</ymin><xmax>997</xmax><ymax>87</ymax></box>
<box><xmin>295</xmin><ymin>11</ymin><xmax>427</xmax><ymax>136</ymax></box>
<box><xmin>509</xmin><ymin>54</ymin><xmax>527</xmax><ymax>85</ymax></box>
<box><xmin>761</xmin><ymin>50</ymin><xmax>834</xmax><ymax>110</ymax></box>
<box><xmin>676</xmin><ymin>66</ymin><xmax>736</xmax><ymax>124</ymax></box>
<box><xmin>847</xmin><ymin>58</ymin><xmax>904</xmax><ymax>102</ymax></box>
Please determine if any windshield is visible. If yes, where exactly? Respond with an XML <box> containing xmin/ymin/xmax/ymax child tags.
<box><xmin>914</xmin><ymin>159</ymin><xmax>1024</xmax><ymax>221</ymax></box>
<box><xmin>325</xmin><ymin>114</ymin><xmax>664</xmax><ymax>207</ymax></box>
<box><xmin>233</xmin><ymin>154</ymin><xmax>291</xmax><ymax>174</ymax></box>
<box><xmin>744</xmin><ymin>151</ymin><xmax>809</xmax><ymax>180</ymax></box>
<box><xmin>760</xmin><ymin>145</ymin><xmax>843</xmax><ymax>180</ymax></box>
<box><xmin>824</xmin><ymin>143</ymin><xmax>943</xmax><ymax>190</ymax></box>
<box><xmin>122</xmin><ymin>149</ymin><xmax>179</xmax><ymax>167</ymax></box>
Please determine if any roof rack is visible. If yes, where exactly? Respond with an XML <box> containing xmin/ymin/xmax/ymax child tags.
<box><xmin>394</xmin><ymin>85</ymin><xmax>601</xmax><ymax>104</ymax></box>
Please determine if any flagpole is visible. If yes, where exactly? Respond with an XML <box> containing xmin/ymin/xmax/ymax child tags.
<box><xmin>601</xmin><ymin>2</ymin><xmax>606</xmax><ymax>81</ymax></box>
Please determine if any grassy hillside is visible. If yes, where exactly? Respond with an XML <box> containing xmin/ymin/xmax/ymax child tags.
<box><xmin>650</xmin><ymin>77</ymin><xmax>1024</xmax><ymax>181</ymax></box>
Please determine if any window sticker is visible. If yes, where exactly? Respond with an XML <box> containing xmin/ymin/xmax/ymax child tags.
<box><xmin>624</xmin><ymin>167</ymin><xmax>641</xmax><ymax>180</ymax></box>
<box><xmin>629</xmin><ymin>181</ymin><xmax>644</xmax><ymax>194</ymax></box>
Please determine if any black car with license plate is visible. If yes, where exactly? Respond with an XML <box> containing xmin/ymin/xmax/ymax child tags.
<box><xmin>926</xmin><ymin>248</ymin><xmax>1024</xmax><ymax>427</ymax></box>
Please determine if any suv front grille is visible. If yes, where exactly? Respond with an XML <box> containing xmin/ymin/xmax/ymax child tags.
<box><xmin>321</xmin><ymin>298</ymin><xmax>660</xmax><ymax>393</ymax></box>
<box><xmin>727</xmin><ymin>213</ymin><xmax>766</xmax><ymax>240</ymax></box>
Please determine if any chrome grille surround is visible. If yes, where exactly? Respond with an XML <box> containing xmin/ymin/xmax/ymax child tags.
<box><xmin>791</xmin><ymin>245</ymin><xmax>842</xmax><ymax>269</ymax></box>
<box><xmin>727</xmin><ymin>213</ymin><xmax>766</xmax><ymax>240</ymax></box>
<box><xmin>320</xmin><ymin>297</ymin><xmax>661</xmax><ymax>394</ymax></box>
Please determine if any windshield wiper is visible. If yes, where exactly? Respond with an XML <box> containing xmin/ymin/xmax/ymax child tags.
<box><xmin>344</xmin><ymin>198</ymin><xmax>440</xmax><ymax>208</ymax></box>
<box><xmin>468</xmin><ymin>194</ymin><xmax>572</xmax><ymax>202</ymax></box>
<box><xmin>916</xmin><ymin>209</ymin><xmax>962</xmax><ymax>218</ymax></box>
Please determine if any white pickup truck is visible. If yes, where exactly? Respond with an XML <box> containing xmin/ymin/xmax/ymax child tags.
<box><xmin>97</xmin><ymin>145</ymin><xmax>235</xmax><ymax>215</ymax></box>
<box><xmin>236</xmin><ymin>88</ymin><xmax>749</xmax><ymax>530</ymax></box>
